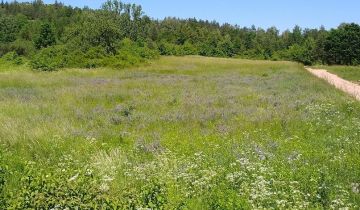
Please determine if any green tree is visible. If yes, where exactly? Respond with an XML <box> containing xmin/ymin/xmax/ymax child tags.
<box><xmin>34</xmin><ymin>23</ymin><xmax>56</xmax><ymax>49</ymax></box>
<box><xmin>324</xmin><ymin>23</ymin><xmax>360</xmax><ymax>65</ymax></box>
<box><xmin>0</xmin><ymin>15</ymin><xmax>21</xmax><ymax>43</ymax></box>
<box><xmin>291</xmin><ymin>25</ymin><xmax>303</xmax><ymax>45</ymax></box>
<box><xmin>2</xmin><ymin>0</ymin><xmax>360</xmax><ymax>67</ymax></box>
<box><xmin>286</xmin><ymin>37</ymin><xmax>316</xmax><ymax>65</ymax></box>
<box><xmin>219</xmin><ymin>34</ymin><xmax>234</xmax><ymax>57</ymax></box>
<box><xmin>64</xmin><ymin>11</ymin><xmax>122</xmax><ymax>55</ymax></box>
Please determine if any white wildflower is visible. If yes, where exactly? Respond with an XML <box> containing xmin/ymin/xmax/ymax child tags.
<box><xmin>99</xmin><ymin>183</ymin><xmax>110</xmax><ymax>192</ymax></box>
<box><xmin>68</xmin><ymin>173</ymin><xmax>79</xmax><ymax>182</ymax></box>
<box><xmin>351</xmin><ymin>183</ymin><xmax>359</xmax><ymax>194</ymax></box>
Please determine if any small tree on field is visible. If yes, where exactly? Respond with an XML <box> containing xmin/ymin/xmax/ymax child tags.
<box><xmin>35</xmin><ymin>23</ymin><xmax>56</xmax><ymax>49</ymax></box>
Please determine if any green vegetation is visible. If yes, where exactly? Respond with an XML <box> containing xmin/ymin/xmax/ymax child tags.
<box><xmin>317</xmin><ymin>65</ymin><xmax>360</xmax><ymax>83</ymax></box>
<box><xmin>0</xmin><ymin>56</ymin><xmax>359</xmax><ymax>208</ymax></box>
<box><xmin>1</xmin><ymin>0</ymin><xmax>360</xmax><ymax>70</ymax></box>
<box><xmin>324</xmin><ymin>23</ymin><xmax>360</xmax><ymax>65</ymax></box>
<box><xmin>1</xmin><ymin>0</ymin><xmax>360</xmax><ymax>208</ymax></box>
<box><xmin>0</xmin><ymin>0</ymin><xmax>159</xmax><ymax>71</ymax></box>
<box><xmin>34</xmin><ymin>22</ymin><xmax>56</xmax><ymax>49</ymax></box>
<box><xmin>0</xmin><ymin>51</ymin><xmax>28</xmax><ymax>72</ymax></box>
<box><xmin>29</xmin><ymin>38</ymin><xmax>158</xmax><ymax>71</ymax></box>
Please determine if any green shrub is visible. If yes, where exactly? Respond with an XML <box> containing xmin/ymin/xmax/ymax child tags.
<box><xmin>279</xmin><ymin>38</ymin><xmax>316</xmax><ymax>65</ymax></box>
<box><xmin>158</xmin><ymin>42</ymin><xmax>178</xmax><ymax>55</ymax></box>
<box><xmin>158</xmin><ymin>41</ymin><xmax>198</xmax><ymax>56</ymax></box>
<box><xmin>9</xmin><ymin>39</ymin><xmax>36</xmax><ymax>56</ymax></box>
<box><xmin>238</xmin><ymin>49</ymin><xmax>266</xmax><ymax>60</ymax></box>
<box><xmin>2</xmin><ymin>51</ymin><xmax>23</xmax><ymax>65</ymax></box>
<box><xmin>64</xmin><ymin>47</ymin><xmax>104</xmax><ymax>69</ymax></box>
<box><xmin>198</xmin><ymin>43</ymin><xmax>225</xmax><ymax>57</ymax></box>
<box><xmin>101</xmin><ymin>53</ymin><xmax>140</xmax><ymax>69</ymax></box>
<box><xmin>0</xmin><ymin>43</ymin><xmax>11</xmax><ymax>57</ymax></box>
<box><xmin>30</xmin><ymin>46</ymin><xmax>66</xmax><ymax>71</ymax></box>
<box><xmin>136</xmin><ymin>46</ymin><xmax>160</xmax><ymax>60</ymax></box>
<box><xmin>181</xmin><ymin>41</ymin><xmax>199</xmax><ymax>55</ymax></box>
<box><xmin>29</xmin><ymin>39</ymin><xmax>159</xmax><ymax>71</ymax></box>
<box><xmin>102</xmin><ymin>39</ymin><xmax>159</xmax><ymax>68</ymax></box>
<box><xmin>0</xmin><ymin>40</ymin><xmax>34</xmax><ymax>60</ymax></box>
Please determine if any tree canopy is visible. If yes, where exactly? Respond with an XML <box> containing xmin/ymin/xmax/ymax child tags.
<box><xmin>0</xmin><ymin>0</ymin><xmax>359</xmax><ymax>70</ymax></box>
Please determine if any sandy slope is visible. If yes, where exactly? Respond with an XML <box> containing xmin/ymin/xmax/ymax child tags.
<box><xmin>306</xmin><ymin>67</ymin><xmax>360</xmax><ymax>101</ymax></box>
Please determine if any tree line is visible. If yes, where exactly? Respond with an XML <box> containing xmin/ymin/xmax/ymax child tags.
<box><xmin>1</xmin><ymin>0</ymin><xmax>360</xmax><ymax>70</ymax></box>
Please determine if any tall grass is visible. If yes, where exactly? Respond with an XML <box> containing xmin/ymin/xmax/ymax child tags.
<box><xmin>0</xmin><ymin>56</ymin><xmax>359</xmax><ymax>209</ymax></box>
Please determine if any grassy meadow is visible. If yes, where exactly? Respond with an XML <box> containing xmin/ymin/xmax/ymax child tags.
<box><xmin>0</xmin><ymin>56</ymin><xmax>360</xmax><ymax>209</ymax></box>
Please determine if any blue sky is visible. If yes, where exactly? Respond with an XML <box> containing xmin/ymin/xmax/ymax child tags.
<box><xmin>15</xmin><ymin>0</ymin><xmax>360</xmax><ymax>31</ymax></box>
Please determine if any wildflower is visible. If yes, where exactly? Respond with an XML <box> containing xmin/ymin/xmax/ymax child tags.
<box><xmin>68</xmin><ymin>173</ymin><xmax>79</xmax><ymax>182</ymax></box>
<box><xmin>99</xmin><ymin>183</ymin><xmax>110</xmax><ymax>192</ymax></box>
<box><xmin>352</xmin><ymin>183</ymin><xmax>359</xmax><ymax>194</ymax></box>
<box><xmin>85</xmin><ymin>168</ymin><xmax>93</xmax><ymax>176</ymax></box>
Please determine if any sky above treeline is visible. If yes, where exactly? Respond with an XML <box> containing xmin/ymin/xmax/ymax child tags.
<box><xmin>13</xmin><ymin>0</ymin><xmax>360</xmax><ymax>31</ymax></box>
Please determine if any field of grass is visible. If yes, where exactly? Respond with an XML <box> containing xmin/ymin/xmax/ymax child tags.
<box><xmin>0</xmin><ymin>56</ymin><xmax>360</xmax><ymax>209</ymax></box>
<box><xmin>316</xmin><ymin>65</ymin><xmax>360</xmax><ymax>83</ymax></box>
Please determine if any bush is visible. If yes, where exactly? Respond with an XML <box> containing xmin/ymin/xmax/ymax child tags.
<box><xmin>158</xmin><ymin>42</ymin><xmax>179</xmax><ymax>55</ymax></box>
<box><xmin>63</xmin><ymin>47</ymin><xmax>106</xmax><ymax>69</ymax></box>
<box><xmin>238</xmin><ymin>49</ymin><xmax>266</xmax><ymax>60</ymax></box>
<box><xmin>198</xmin><ymin>43</ymin><xmax>226</xmax><ymax>57</ymax></box>
<box><xmin>136</xmin><ymin>45</ymin><xmax>160</xmax><ymax>60</ymax></box>
<box><xmin>0</xmin><ymin>43</ymin><xmax>11</xmax><ymax>57</ymax></box>
<box><xmin>0</xmin><ymin>40</ymin><xmax>35</xmax><ymax>58</ymax></box>
<box><xmin>102</xmin><ymin>38</ymin><xmax>159</xmax><ymax>68</ymax></box>
<box><xmin>2</xmin><ymin>51</ymin><xmax>23</xmax><ymax>65</ymax></box>
<box><xmin>102</xmin><ymin>52</ymin><xmax>142</xmax><ymax>69</ymax></box>
<box><xmin>30</xmin><ymin>46</ymin><xmax>66</xmax><ymax>71</ymax></box>
<box><xmin>30</xmin><ymin>45</ymin><xmax>100</xmax><ymax>70</ymax></box>
<box><xmin>9</xmin><ymin>39</ymin><xmax>36</xmax><ymax>56</ymax></box>
<box><xmin>182</xmin><ymin>41</ymin><xmax>199</xmax><ymax>55</ymax></box>
<box><xmin>286</xmin><ymin>42</ymin><xmax>316</xmax><ymax>65</ymax></box>
<box><xmin>158</xmin><ymin>41</ymin><xmax>198</xmax><ymax>56</ymax></box>
<box><xmin>30</xmin><ymin>39</ymin><xmax>159</xmax><ymax>71</ymax></box>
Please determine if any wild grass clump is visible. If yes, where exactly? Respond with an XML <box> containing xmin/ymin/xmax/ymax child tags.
<box><xmin>7</xmin><ymin>157</ymin><xmax>115</xmax><ymax>209</ymax></box>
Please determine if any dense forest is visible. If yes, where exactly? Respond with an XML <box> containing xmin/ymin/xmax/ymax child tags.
<box><xmin>1</xmin><ymin>0</ymin><xmax>360</xmax><ymax>70</ymax></box>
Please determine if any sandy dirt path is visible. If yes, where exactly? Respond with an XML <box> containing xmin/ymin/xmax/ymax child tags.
<box><xmin>306</xmin><ymin>67</ymin><xmax>360</xmax><ymax>101</ymax></box>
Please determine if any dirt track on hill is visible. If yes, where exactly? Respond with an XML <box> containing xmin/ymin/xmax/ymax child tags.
<box><xmin>306</xmin><ymin>67</ymin><xmax>360</xmax><ymax>101</ymax></box>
